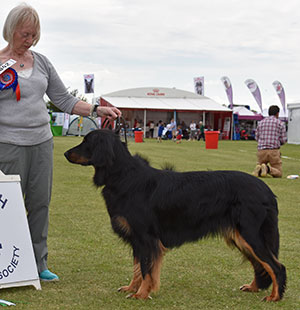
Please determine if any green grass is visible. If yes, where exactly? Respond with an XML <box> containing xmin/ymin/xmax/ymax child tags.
<box><xmin>1</xmin><ymin>137</ymin><xmax>300</xmax><ymax>309</ymax></box>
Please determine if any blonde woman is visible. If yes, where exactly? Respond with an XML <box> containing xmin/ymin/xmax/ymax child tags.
<box><xmin>0</xmin><ymin>3</ymin><xmax>121</xmax><ymax>281</ymax></box>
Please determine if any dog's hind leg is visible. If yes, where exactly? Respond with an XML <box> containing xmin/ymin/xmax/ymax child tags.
<box><xmin>225</xmin><ymin>230</ymin><xmax>262</xmax><ymax>292</ymax></box>
<box><xmin>118</xmin><ymin>257</ymin><xmax>142</xmax><ymax>293</ymax></box>
<box><xmin>148</xmin><ymin>241</ymin><xmax>165</xmax><ymax>292</ymax></box>
<box><xmin>233</xmin><ymin>230</ymin><xmax>286</xmax><ymax>301</ymax></box>
<box><xmin>240</xmin><ymin>256</ymin><xmax>271</xmax><ymax>292</ymax></box>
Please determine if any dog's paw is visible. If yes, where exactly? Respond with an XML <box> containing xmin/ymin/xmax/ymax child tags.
<box><xmin>262</xmin><ymin>294</ymin><xmax>280</xmax><ymax>302</ymax></box>
<box><xmin>239</xmin><ymin>284</ymin><xmax>259</xmax><ymax>292</ymax></box>
<box><xmin>118</xmin><ymin>285</ymin><xmax>140</xmax><ymax>294</ymax></box>
<box><xmin>126</xmin><ymin>293</ymin><xmax>152</xmax><ymax>300</ymax></box>
<box><xmin>118</xmin><ymin>286</ymin><xmax>131</xmax><ymax>292</ymax></box>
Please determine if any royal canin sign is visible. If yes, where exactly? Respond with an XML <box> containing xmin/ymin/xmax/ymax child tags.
<box><xmin>146</xmin><ymin>89</ymin><xmax>165</xmax><ymax>96</ymax></box>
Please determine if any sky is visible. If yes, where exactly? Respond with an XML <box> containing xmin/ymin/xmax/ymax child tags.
<box><xmin>1</xmin><ymin>0</ymin><xmax>300</xmax><ymax>112</ymax></box>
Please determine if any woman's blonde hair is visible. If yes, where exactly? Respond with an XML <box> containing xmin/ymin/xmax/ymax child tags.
<box><xmin>3</xmin><ymin>3</ymin><xmax>40</xmax><ymax>46</ymax></box>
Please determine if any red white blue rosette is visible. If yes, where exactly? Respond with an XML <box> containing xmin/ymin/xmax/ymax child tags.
<box><xmin>0</xmin><ymin>68</ymin><xmax>21</xmax><ymax>101</ymax></box>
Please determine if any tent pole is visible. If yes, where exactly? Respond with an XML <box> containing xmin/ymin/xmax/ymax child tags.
<box><xmin>231</xmin><ymin>113</ymin><xmax>234</xmax><ymax>140</ymax></box>
<box><xmin>144</xmin><ymin>109</ymin><xmax>147</xmax><ymax>138</ymax></box>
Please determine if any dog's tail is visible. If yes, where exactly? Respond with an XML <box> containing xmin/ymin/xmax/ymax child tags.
<box><xmin>247</xmin><ymin>193</ymin><xmax>285</xmax><ymax>293</ymax></box>
<box><xmin>262</xmin><ymin>198</ymin><xmax>280</xmax><ymax>258</ymax></box>
<box><xmin>229</xmin><ymin>192</ymin><xmax>284</xmax><ymax>292</ymax></box>
<box><xmin>256</xmin><ymin>192</ymin><xmax>286</xmax><ymax>299</ymax></box>
<box><xmin>227</xmin><ymin>175</ymin><xmax>286</xmax><ymax>299</ymax></box>
<box><xmin>254</xmin><ymin>198</ymin><xmax>281</xmax><ymax>289</ymax></box>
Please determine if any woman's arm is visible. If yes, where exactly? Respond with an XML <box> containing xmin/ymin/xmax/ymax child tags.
<box><xmin>72</xmin><ymin>100</ymin><xmax>122</xmax><ymax>120</ymax></box>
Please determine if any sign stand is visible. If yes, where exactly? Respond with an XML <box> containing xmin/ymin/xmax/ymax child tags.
<box><xmin>0</xmin><ymin>171</ymin><xmax>41</xmax><ymax>290</ymax></box>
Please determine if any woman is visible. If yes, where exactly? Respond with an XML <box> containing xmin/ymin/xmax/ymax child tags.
<box><xmin>0</xmin><ymin>4</ymin><xmax>121</xmax><ymax>281</ymax></box>
<box><xmin>170</xmin><ymin>118</ymin><xmax>177</xmax><ymax>141</ymax></box>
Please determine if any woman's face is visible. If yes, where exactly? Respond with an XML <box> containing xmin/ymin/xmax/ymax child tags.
<box><xmin>12</xmin><ymin>20</ymin><xmax>37</xmax><ymax>53</ymax></box>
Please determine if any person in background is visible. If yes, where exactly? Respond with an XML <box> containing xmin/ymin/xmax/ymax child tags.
<box><xmin>176</xmin><ymin>125</ymin><xmax>183</xmax><ymax>144</ymax></box>
<box><xmin>189</xmin><ymin>120</ymin><xmax>197</xmax><ymax>141</ymax></box>
<box><xmin>253</xmin><ymin>105</ymin><xmax>287</xmax><ymax>178</ymax></box>
<box><xmin>164</xmin><ymin>123</ymin><xmax>172</xmax><ymax>139</ymax></box>
<box><xmin>157</xmin><ymin>120</ymin><xmax>164</xmax><ymax>143</ymax></box>
<box><xmin>180</xmin><ymin>121</ymin><xmax>189</xmax><ymax>140</ymax></box>
<box><xmin>197</xmin><ymin>121</ymin><xmax>205</xmax><ymax>141</ymax></box>
<box><xmin>169</xmin><ymin>118</ymin><xmax>177</xmax><ymax>141</ymax></box>
<box><xmin>133</xmin><ymin>121</ymin><xmax>141</xmax><ymax>131</ymax></box>
<box><xmin>0</xmin><ymin>3</ymin><xmax>121</xmax><ymax>281</ymax></box>
<box><xmin>149</xmin><ymin>121</ymin><xmax>155</xmax><ymax>138</ymax></box>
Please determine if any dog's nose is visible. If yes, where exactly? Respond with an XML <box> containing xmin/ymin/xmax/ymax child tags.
<box><xmin>64</xmin><ymin>150</ymin><xmax>76</xmax><ymax>164</ymax></box>
<box><xmin>64</xmin><ymin>150</ymin><xmax>70</xmax><ymax>160</ymax></box>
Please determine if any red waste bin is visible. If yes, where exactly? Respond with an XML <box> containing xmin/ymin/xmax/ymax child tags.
<box><xmin>205</xmin><ymin>131</ymin><xmax>220</xmax><ymax>149</ymax></box>
<box><xmin>134</xmin><ymin>131</ymin><xmax>144</xmax><ymax>143</ymax></box>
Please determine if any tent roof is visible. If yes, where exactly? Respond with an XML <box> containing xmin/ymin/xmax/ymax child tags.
<box><xmin>101</xmin><ymin>87</ymin><xmax>232</xmax><ymax>112</ymax></box>
<box><xmin>287</xmin><ymin>103</ymin><xmax>300</xmax><ymax>110</ymax></box>
<box><xmin>233</xmin><ymin>106</ymin><xmax>262</xmax><ymax>120</ymax></box>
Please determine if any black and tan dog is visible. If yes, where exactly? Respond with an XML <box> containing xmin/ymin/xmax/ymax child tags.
<box><xmin>64</xmin><ymin>129</ymin><xmax>286</xmax><ymax>301</ymax></box>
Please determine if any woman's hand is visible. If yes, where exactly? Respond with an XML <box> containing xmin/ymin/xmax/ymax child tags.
<box><xmin>97</xmin><ymin>106</ymin><xmax>122</xmax><ymax>120</ymax></box>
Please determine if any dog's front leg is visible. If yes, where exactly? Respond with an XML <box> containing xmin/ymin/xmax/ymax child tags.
<box><xmin>127</xmin><ymin>246</ymin><xmax>165</xmax><ymax>300</ymax></box>
<box><xmin>129</xmin><ymin>274</ymin><xmax>153</xmax><ymax>300</ymax></box>
<box><xmin>118</xmin><ymin>257</ymin><xmax>142</xmax><ymax>293</ymax></box>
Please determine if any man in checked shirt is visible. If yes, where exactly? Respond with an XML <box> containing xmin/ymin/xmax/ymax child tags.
<box><xmin>253</xmin><ymin>105</ymin><xmax>287</xmax><ymax>178</ymax></box>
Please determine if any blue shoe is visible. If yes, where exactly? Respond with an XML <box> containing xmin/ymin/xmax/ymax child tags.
<box><xmin>39</xmin><ymin>269</ymin><xmax>59</xmax><ymax>282</ymax></box>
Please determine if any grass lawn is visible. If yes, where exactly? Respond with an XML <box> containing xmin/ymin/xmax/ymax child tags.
<box><xmin>1</xmin><ymin>136</ymin><xmax>300</xmax><ymax>309</ymax></box>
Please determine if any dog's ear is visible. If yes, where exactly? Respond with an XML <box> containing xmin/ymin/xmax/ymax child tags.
<box><xmin>90</xmin><ymin>132</ymin><xmax>115</xmax><ymax>168</ymax></box>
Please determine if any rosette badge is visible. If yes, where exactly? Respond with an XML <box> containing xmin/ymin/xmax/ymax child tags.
<box><xmin>0</xmin><ymin>67</ymin><xmax>21</xmax><ymax>101</ymax></box>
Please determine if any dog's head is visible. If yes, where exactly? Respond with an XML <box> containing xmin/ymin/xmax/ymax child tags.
<box><xmin>64</xmin><ymin>129</ymin><xmax>119</xmax><ymax>168</ymax></box>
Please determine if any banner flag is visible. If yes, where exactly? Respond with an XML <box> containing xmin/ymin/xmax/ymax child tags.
<box><xmin>84</xmin><ymin>74</ymin><xmax>94</xmax><ymax>94</ymax></box>
<box><xmin>244</xmin><ymin>79</ymin><xmax>263</xmax><ymax>113</ymax></box>
<box><xmin>272</xmin><ymin>80</ymin><xmax>286</xmax><ymax>114</ymax></box>
<box><xmin>193</xmin><ymin>77</ymin><xmax>204</xmax><ymax>95</ymax></box>
<box><xmin>220</xmin><ymin>76</ymin><xmax>233</xmax><ymax>109</ymax></box>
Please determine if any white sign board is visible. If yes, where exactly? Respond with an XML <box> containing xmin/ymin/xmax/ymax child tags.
<box><xmin>287</xmin><ymin>103</ymin><xmax>300</xmax><ymax>145</ymax></box>
<box><xmin>0</xmin><ymin>171</ymin><xmax>41</xmax><ymax>290</ymax></box>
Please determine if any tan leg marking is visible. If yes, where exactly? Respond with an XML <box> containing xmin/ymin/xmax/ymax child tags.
<box><xmin>127</xmin><ymin>241</ymin><xmax>166</xmax><ymax>300</ymax></box>
<box><xmin>118</xmin><ymin>258</ymin><xmax>142</xmax><ymax>293</ymax></box>
<box><xmin>233</xmin><ymin>231</ymin><xmax>280</xmax><ymax>301</ymax></box>
<box><xmin>240</xmin><ymin>279</ymin><xmax>259</xmax><ymax>292</ymax></box>
<box><xmin>129</xmin><ymin>274</ymin><xmax>153</xmax><ymax>299</ymax></box>
<box><xmin>149</xmin><ymin>241</ymin><xmax>166</xmax><ymax>292</ymax></box>
<box><xmin>115</xmin><ymin>216</ymin><xmax>131</xmax><ymax>236</ymax></box>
